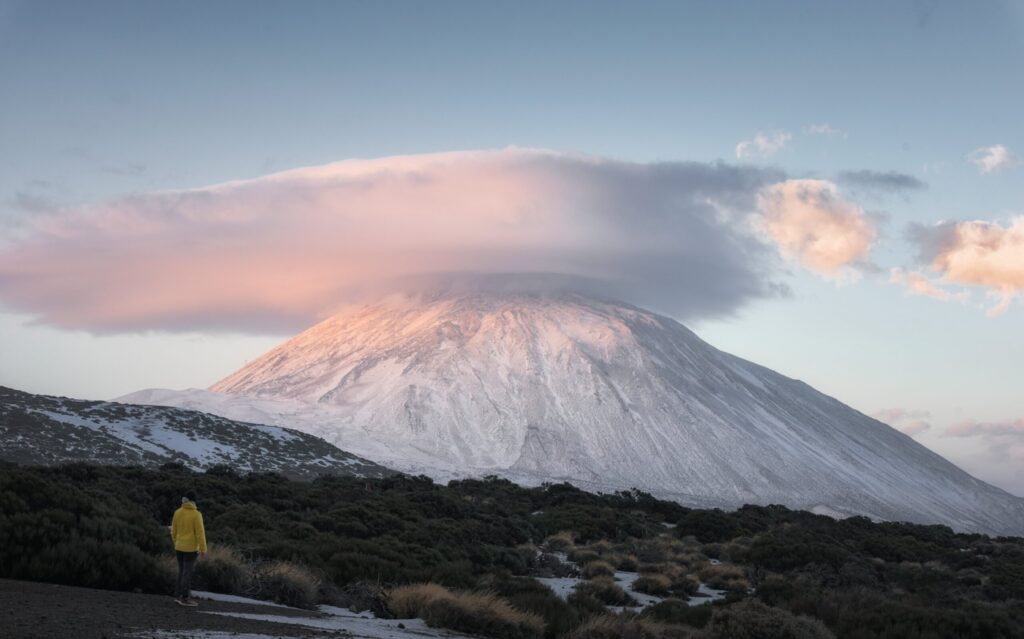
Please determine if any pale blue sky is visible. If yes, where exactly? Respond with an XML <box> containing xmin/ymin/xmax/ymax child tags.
<box><xmin>1</xmin><ymin>1</ymin><xmax>1022</xmax><ymax>492</ymax></box>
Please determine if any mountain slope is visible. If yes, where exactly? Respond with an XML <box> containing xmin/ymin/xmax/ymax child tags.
<box><xmin>0</xmin><ymin>386</ymin><xmax>392</xmax><ymax>479</ymax></box>
<box><xmin>124</xmin><ymin>292</ymin><xmax>1024</xmax><ymax>534</ymax></box>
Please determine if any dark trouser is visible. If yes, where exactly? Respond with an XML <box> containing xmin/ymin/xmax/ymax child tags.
<box><xmin>175</xmin><ymin>551</ymin><xmax>198</xmax><ymax>600</ymax></box>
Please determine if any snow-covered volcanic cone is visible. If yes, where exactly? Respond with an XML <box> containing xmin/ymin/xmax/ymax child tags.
<box><xmin>123</xmin><ymin>292</ymin><xmax>1024</xmax><ymax>535</ymax></box>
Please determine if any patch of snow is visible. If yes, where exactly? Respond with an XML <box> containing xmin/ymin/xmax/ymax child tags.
<box><xmin>192</xmin><ymin>591</ymin><xmax>292</xmax><ymax>609</ymax></box>
<box><xmin>690</xmin><ymin>583</ymin><xmax>728</xmax><ymax>603</ymax></box>
<box><xmin>536</xmin><ymin>576</ymin><xmax>579</xmax><ymax>600</ymax></box>
<box><xmin>205</xmin><ymin>606</ymin><xmax>479</xmax><ymax>639</ymax></box>
<box><xmin>613</xmin><ymin>570</ymin><xmax>664</xmax><ymax>609</ymax></box>
<box><xmin>811</xmin><ymin>505</ymin><xmax>850</xmax><ymax>520</ymax></box>
<box><xmin>537</xmin><ymin>551</ymin><xmax>720</xmax><ymax>611</ymax></box>
<box><xmin>133</xmin><ymin>632</ymin><xmax>293</xmax><ymax>639</ymax></box>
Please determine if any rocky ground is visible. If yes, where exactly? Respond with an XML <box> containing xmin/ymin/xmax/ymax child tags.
<box><xmin>0</xmin><ymin>579</ymin><xmax>338</xmax><ymax>639</ymax></box>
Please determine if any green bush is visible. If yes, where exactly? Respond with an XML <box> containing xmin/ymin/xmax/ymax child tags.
<box><xmin>2</xmin><ymin>464</ymin><xmax>1024</xmax><ymax>639</ymax></box>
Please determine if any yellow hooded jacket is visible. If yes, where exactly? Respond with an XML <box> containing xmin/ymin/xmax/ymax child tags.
<box><xmin>170</xmin><ymin>502</ymin><xmax>208</xmax><ymax>553</ymax></box>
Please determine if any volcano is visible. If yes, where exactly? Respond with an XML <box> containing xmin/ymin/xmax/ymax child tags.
<box><xmin>122</xmin><ymin>292</ymin><xmax>1024</xmax><ymax>535</ymax></box>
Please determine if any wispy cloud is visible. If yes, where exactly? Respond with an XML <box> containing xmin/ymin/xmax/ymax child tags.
<box><xmin>756</xmin><ymin>179</ymin><xmax>877</xmax><ymax>280</ymax></box>
<box><xmin>736</xmin><ymin>131</ymin><xmax>791</xmax><ymax>159</ymax></box>
<box><xmin>100</xmin><ymin>162</ymin><xmax>147</xmax><ymax>177</ymax></box>
<box><xmin>966</xmin><ymin>144</ymin><xmax>1020</xmax><ymax>174</ymax></box>
<box><xmin>889</xmin><ymin>268</ymin><xmax>968</xmax><ymax>303</ymax></box>
<box><xmin>945</xmin><ymin>418</ymin><xmax>1024</xmax><ymax>464</ymax></box>
<box><xmin>0</xmin><ymin>149</ymin><xmax>791</xmax><ymax>333</ymax></box>
<box><xmin>804</xmin><ymin>123</ymin><xmax>847</xmax><ymax>139</ymax></box>
<box><xmin>9</xmin><ymin>192</ymin><xmax>60</xmax><ymax>215</ymax></box>
<box><xmin>947</xmin><ymin>419</ymin><xmax>1024</xmax><ymax>438</ymax></box>
<box><xmin>908</xmin><ymin>217</ymin><xmax>1024</xmax><ymax>315</ymax></box>
<box><xmin>837</xmin><ymin>170</ymin><xmax>926</xmax><ymax>195</ymax></box>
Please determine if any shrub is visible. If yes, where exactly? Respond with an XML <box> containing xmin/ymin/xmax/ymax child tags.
<box><xmin>257</xmin><ymin>561</ymin><xmax>320</xmax><ymax>609</ymax></box>
<box><xmin>576</xmin><ymin>577</ymin><xmax>637</xmax><ymax>607</ymax></box>
<box><xmin>699</xmin><ymin>563</ymin><xmax>749</xmax><ymax>593</ymax></box>
<box><xmin>670</xmin><ymin>574</ymin><xmax>700</xmax><ymax>596</ymax></box>
<box><xmin>582</xmin><ymin>560</ymin><xmax>616</xmax><ymax>579</ymax></box>
<box><xmin>703</xmin><ymin>600</ymin><xmax>835</xmax><ymax>639</ymax></box>
<box><xmin>643</xmin><ymin>598</ymin><xmax>713</xmax><ymax>628</ymax></box>
<box><xmin>568</xmin><ymin>614</ymin><xmax>696</xmax><ymax>639</ymax></box>
<box><xmin>544</xmin><ymin>532</ymin><xmax>575</xmax><ymax>553</ymax></box>
<box><xmin>614</xmin><ymin>554</ymin><xmax>639</xmax><ymax>572</ymax></box>
<box><xmin>632</xmin><ymin>573</ymin><xmax>672</xmax><ymax>596</ymax></box>
<box><xmin>157</xmin><ymin>554</ymin><xmax>178</xmax><ymax>588</ymax></box>
<box><xmin>193</xmin><ymin>545</ymin><xmax>253</xmax><ymax>595</ymax></box>
<box><xmin>388</xmin><ymin>582</ymin><xmax>544</xmax><ymax>639</ymax></box>
<box><xmin>389</xmin><ymin>582</ymin><xmax>450</xmax><ymax>618</ymax></box>
<box><xmin>537</xmin><ymin>552</ymin><xmax>579</xmax><ymax>578</ymax></box>
<box><xmin>567</xmin><ymin>591</ymin><xmax>608</xmax><ymax>617</ymax></box>
<box><xmin>569</xmin><ymin>550</ymin><xmax>602</xmax><ymax>565</ymax></box>
<box><xmin>584</xmin><ymin>540</ymin><xmax>614</xmax><ymax>556</ymax></box>
<box><xmin>507</xmin><ymin>591</ymin><xmax>584</xmax><ymax>639</ymax></box>
<box><xmin>640</xmin><ymin>562</ymin><xmax>680</xmax><ymax>577</ymax></box>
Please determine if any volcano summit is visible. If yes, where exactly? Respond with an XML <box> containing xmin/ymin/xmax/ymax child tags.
<box><xmin>123</xmin><ymin>292</ymin><xmax>1024</xmax><ymax>535</ymax></box>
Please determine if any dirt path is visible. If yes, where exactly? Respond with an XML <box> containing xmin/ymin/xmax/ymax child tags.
<box><xmin>0</xmin><ymin>579</ymin><xmax>339</xmax><ymax>639</ymax></box>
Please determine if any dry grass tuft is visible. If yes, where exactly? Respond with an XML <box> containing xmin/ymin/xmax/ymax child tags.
<box><xmin>582</xmin><ymin>560</ymin><xmax>616</xmax><ymax>579</ymax></box>
<box><xmin>698</xmin><ymin>563</ymin><xmax>749</xmax><ymax>593</ymax></box>
<box><xmin>576</xmin><ymin>576</ymin><xmax>637</xmax><ymax>607</ymax></box>
<box><xmin>613</xmin><ymin>554</ymin><xmax>639</xmax><ymax>572</ymax></box>
<box><xmin>194</xmin><ymin>545</ymin><xmax>253</xmax><ymax>595</ymax></box>
<box><xmin>631</xmin><ymin>573</ymin><xmax>672</xmax><ymax>596</ymax></box>
<box><xmin>585</xmin><ymin>540</ymin><xmax>613</xmax><ymax>555</ymax></box>
<box><xmin>258</xmin><ymin>561</ymin><xmax>321</xmax><ymax>609</ymax></box>
<box><xmin>388</xmin><ymin>582</ymin><xmax>451</xmax><ymax>618</ymax></box>
<box><xmin>568</xmin><ymin>614</ymin><xmax>696</xmax><ymax>639</ymax></box>
<box><xmin>544</xmin><ymin>531</ymin><xmax>576</xmax><ymax>553</ymax></box>
<box><xmin>388</xmin><ymin>582</ymin><xmax>544</xmax><ymax>639</ymax></box>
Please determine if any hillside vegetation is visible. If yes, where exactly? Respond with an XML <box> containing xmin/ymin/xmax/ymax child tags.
<box><xmin>0</xmin><ymin>462</ymin><xmax>1022</xmax><ymax>638</ymax></box>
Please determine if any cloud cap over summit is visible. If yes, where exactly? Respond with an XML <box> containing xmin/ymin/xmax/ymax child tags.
<box><xmin>0</xmin><ymin>149</ymin><xmax>796</xmax><ymax>334</ymax></box>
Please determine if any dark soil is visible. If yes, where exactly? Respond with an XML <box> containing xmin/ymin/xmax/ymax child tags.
<box><xmin>0</xmin><ymin>579</ymin><xmax>340</xmax><ymax>639</ymax></box>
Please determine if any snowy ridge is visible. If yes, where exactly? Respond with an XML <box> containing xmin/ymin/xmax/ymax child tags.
<box><xmin>123</xmin><ymin>292</ymin><xmax>1024</xmax><ymax>535</ymax></box>
<box><xmin>0</xmin><ymin>386</ymin><xmax>392</xmax><ymax>479</ymax></box>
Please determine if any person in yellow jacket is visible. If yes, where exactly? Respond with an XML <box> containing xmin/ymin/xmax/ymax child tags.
<box><xmin>170</xmin><ymin>490</ymin><xmax>207</xmax><ymax>606</ymax></box>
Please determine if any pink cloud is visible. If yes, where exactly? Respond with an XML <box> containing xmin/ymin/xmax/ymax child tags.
<box><xmin>888</xmin><ymin>267</ymin><xmax>968</xmax><ymax>302</ymax></box>
<box><xmin>947</xmin><ymin>419</ymin><xmax>1024</xmax><ymax>438</ymax></box>
<box><xmin>945</xmin><ymin>418</ymin><xmax>1024</xmax><ymax>464</ymax></box>
<box><xmin>0</xmin><ymin>149</ymin><xmax>787</xmax><ymax>333</ymax></box>
<box><xmin>899</xmin><ymin>420</ymin><xmax>933</xmax><ymax>436</ymax></box>
<box><xmin>872</xmin><ymin>408</ymin><xmax>933</xmax><ymax>437</ymax></box>
<box><xmin>911</xmin><ymin>217</ymin><xmax>1024</xmax><ymax>315</ymax></box>
<box><xmin>756</xmin><ymin>179</ymin><xmax>877</xmax><ymax>279</ymax></box>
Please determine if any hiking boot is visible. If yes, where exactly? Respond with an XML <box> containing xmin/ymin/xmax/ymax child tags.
<box><xmin>177</xmin><ymin>598</ymin><xmax>199</xmax><ymax>607</ymax></box>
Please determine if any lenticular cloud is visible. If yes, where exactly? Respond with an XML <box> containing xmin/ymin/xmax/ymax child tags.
<box><xmin>0</xmin><ymin>149</ymin><xmax>791</xmax><ymax>334</ymax></box>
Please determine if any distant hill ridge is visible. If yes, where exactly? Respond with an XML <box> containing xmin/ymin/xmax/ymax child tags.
<box><xmin>0</xmin><ymin>385</ymin><xmax>393</xmax><ymax>479</ymax></box>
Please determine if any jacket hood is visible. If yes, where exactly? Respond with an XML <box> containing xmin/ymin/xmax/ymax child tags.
<box><xmin>182</xmin><ymin>502</ymin><xmax>197</xmax><ymax>510</ymax></box>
